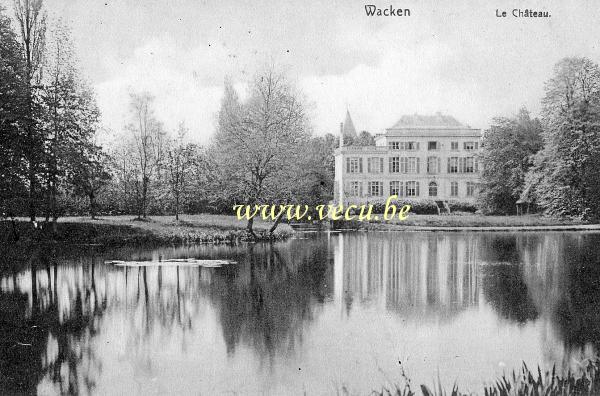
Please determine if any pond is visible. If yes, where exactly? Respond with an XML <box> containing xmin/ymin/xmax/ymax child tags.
<box><xmin>1</xmin><ymin>231</ymin><xmax>600</xmax><ymax>394</ymax></box>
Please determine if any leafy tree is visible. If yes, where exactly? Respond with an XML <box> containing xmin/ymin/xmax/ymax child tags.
<box><xmin>40</xmin><ymin>21</ymin><xmax>100</xmax><ymax>225</ymax></box>
<box><xmin>70</xmin><ymin>143</ymin><xmax>111</xmax><ymax>219</ymax></box>
<box><xmin>524</xmin><ymin>57</ymin><xmax>600</xmax><ymax>220</ymax></box>
<box><xmin>298</xmin><ymin>133</ymin><xmax>336</xmax><ymax>205</ymax></box>
<box><xmin>212</xmin><ymin>70</ymin><xmax>310</xmax><ymax>236</ymax></box>
<box><xmin>478</xmin><ymin>108</ymin><xmax>543</xmax><ymax>214</ymax></box>
<box><xmin>353</xmin><ymin>130</ymin><xmax>375</xmax><ymax>146</ymax></box>
<box><xmin>13</xmin><ymin>0</ymin><xmax>47</xmax><ymax>221</ymax></box>
<box><xmin>0</xmin><ymin>6</ymin><xmax>28</xmax><ymax>221</ymax></box>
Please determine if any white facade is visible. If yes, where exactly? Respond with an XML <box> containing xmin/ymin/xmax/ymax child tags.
<box><xmin>334</xmin><ymin>113</ymin><xmax>482</xmax><ymax>204</ymax></box>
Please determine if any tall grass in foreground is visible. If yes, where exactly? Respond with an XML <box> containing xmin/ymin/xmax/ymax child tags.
<box><xmin>365</xmin><ymin>359</ymin><xmax>600</xmax><ymax>396</ymax></box>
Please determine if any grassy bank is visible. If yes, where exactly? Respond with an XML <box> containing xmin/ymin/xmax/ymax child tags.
<box><xmin>331</xmin><ymin>213</ymin><xmax>589</xmax><ymax>231</ymax></box>
<box><xmin>368</xmin><ymin>213</ymin><xmax>586</xmax><ymax>228</ymax></box>
<box><xmin>0</xmin><ymin>214</ymin><xmax>292</xmax><ymax>246</ymax></box>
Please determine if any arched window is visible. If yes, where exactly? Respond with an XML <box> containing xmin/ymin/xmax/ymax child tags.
<box><xmin>428</xmin><ymin>181</ymin><xmax>438</xmax><ymax>197</ymax></box>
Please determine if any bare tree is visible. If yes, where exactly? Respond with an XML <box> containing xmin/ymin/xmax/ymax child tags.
<box><xmin>212</xmin><ymin>69</ymin><xmax>310</xmax><ymax>237</ymax></box>
<box><xmin>165</xmin><ymin>123</ymin><xmax>198</xmax><ymax>221</ymax></box>
<box><xmin>126</xmin><ymin>92</ymin><xmax>165</xmax><ymax>219</ymax></box>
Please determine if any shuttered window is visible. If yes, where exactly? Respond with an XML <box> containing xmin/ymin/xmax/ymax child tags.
<box><xmin>367</xmin><ymin>157</ymin><xmax>384</xmax><ymax>173</ymax></box>
<box><xmin>390</xmin><ymin>181</ymin><xmax>403</xmax><ymax>197</ymax></box>
<box><xmin>346</xmin><ymin>157</ymin><xmax>363</xmax><ymax>173</ymax></box>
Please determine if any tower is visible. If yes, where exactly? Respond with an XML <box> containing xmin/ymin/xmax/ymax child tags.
<box><xmin>342</xmin><ymin>110</ymin><xmax>357</xmax><ymax>140</ymax></box>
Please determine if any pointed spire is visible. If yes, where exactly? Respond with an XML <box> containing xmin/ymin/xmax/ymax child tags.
<box><xmin>342</xmin><ymin>110</ymin><xmax>357</xmax><ymax>138</ymax></box>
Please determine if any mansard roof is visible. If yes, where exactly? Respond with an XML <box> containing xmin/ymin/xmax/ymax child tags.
<box><xmin>390</xmin><ymin>113</ymin><xmax>466</xmax><ymax>129</ymax></box>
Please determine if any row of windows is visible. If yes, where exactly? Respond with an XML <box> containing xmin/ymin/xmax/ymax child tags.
<box><xmin>346</xmin><ymin>181</ymin><xmax>477</xmax><ymax>197</ymax></box>
<box><xmin>387</xmin><ymin>141</ymin><xmax>479</xmax><ymax>151</ymax></box>
<box><xmin>346</xmin><ymin>157</ymin><xmax>478</xmax><ymax>174</ymax></box>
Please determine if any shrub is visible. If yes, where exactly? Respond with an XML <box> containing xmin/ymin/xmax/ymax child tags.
<box><xmin>366</xmin><ymin>198</ymin><xmax>440</xmax><ymax>215</ymax></box>
<box><xmin>447</xmin><ymin>199</ymin><xmax>478</xmax><ymax>213</ymax></box>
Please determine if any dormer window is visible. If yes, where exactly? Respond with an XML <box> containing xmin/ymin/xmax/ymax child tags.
<box><xmin>464</xmin><ymin>142</ymin><xmax>479</xmax><ymax>151</ymax></box>
<box><xmin>428</xmin><ymin>141</ymin><xmax>440</xmax><ymax>150</ymax></box>
<box><xmin>406</xmin><ymin>142</ymin><xmax>419</xmax><ymax>150</ymax></box>
<box><xmin>389</xmin><ymin>141</ymin><xmax>400</xmax><ymax>150</ymax></box>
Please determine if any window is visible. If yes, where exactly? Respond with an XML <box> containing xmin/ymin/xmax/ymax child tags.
<box><xmin>448</xmin><ymin>157</ymin><xmax>459</xmax><ymax>173</ymax></box>
<box><xmin>389</xmin><ymin>141</ymin><xmax>400</xmax><ymax>150</ymax></box>
<box><xmin>464</xmin><ymin>141</ymin><xmax>479</xmax><ymax>151</ymax></box>
<box><xmin>349</xmin><ymin>181</ymin><xmax>362</xmax><ymax>197</ymax></box>
<box><xmin>399</xmin><ymin>157</ymin><xmax>408</xmax><ymax>173</ymax></box>
<box><xmin>466</xmin><ymin>182</ymin><xmax>476</xmax><ymax>197</ymax></box>
<box><xmin>346</xmin><ymin>157</ymin><xmax>362</xmax><ymax>173</ymax></box>
<box><xmin>450</xmin><ymin>182</ymin><xmax>459</xmax><ymax>197</ymax></box>
<box><xmin>428</xmin><ymin>181</ymin><xmax>438</xmax><ymax>197</ymax></box>
<box><xmin>428</xmin><ymin>141</ymin><xmax>440</xmax><ymax>150</ymax></box>
<box><xmin>390</xmin><ymin>181</ymin><xmax>403</xmax><ymax>197</ymax></box>
<box><xmin>406</xmin><ymin>157</ymin><xmax>419</xmax><ymax>173</ymax></box>
<box><xmin>389</xmin><ymin>157</ymin><xmax>400</xmax><ymax>173</ymax></box>
<box><xmin>368</xmin><ymin>181</ymin><xmax>383</xmax><ymax>197</ymax></box>
<box><xmin>368</xmin><ymin>157</ymin><xmax>384</xmax><ymax>173</ymax></box>
<box><xmin>427</xmin><ymin>156</ymin><xmax>440</xmax><ymax>174</ymax></box>
<box><xmin>406</xmin><ymin>181</ymin><xmax>419</xmax><ymax>197</ymax></box>
<box><xmin>459</xmin><ymin>157</ymin><xmax>475</xmax><ymax>173</ymax></box>
<box><xmin>406</xmin><ymin>141</ymin><xmax>419</xmax><ymax>151</ymax></box>
<box><xmin>451</xmin><ymin>141</ymin><xmax>459</xmax><ymax>150</ymax></box>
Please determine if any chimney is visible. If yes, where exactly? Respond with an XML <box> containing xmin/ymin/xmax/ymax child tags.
<box><xmin>339</xmin><ymin>122</ymin><xmax>344</xmax><ymax>148</ymax></box>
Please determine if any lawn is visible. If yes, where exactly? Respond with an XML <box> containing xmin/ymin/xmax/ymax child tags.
<box><xmin>59</xmin><ymin>214</ymin><xmax>292</xmax><ymax>233</ymax></box>
<box><xmin>372</xmin><ymin>213</ymin><xmax>587</xmax><ymax>228</ymax></box>
<box><xmin>2</xmin><ymin>214</ymin><xmax>292</xmax><ymax>246</ymax></box>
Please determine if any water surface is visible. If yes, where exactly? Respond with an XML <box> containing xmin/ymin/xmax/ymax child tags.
<box><xmin>1</xmin><ymin>231</ymin><xmax>600</xmax><ymax>394</ymax></box>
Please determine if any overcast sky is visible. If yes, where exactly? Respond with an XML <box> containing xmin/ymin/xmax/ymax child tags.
<box><xmin>12</xmin><ymin>0</ymin><xmax>600</xmax><ymax>141</ymax></box>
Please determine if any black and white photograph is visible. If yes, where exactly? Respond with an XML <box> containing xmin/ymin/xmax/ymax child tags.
<box><xmin>2</xmin><ymin>0</ymin><xmax>600</xmax><ymax>394</ymax></box>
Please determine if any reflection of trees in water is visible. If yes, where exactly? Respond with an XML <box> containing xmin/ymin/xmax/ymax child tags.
<box><xmin>205</xmin><ymin>237</ymin><xmax>333</xmax><ymax>362</ymax></box>
<box><xmin>480</xmin><ymin>263</ymin><xmax>539</xmax><ymax>323</ymax></box>
<box><xmin>0</xmin><ymin>246</ymin><xmax>106</xmax><ymax>394</ymax></box>
<box><xmin>338</xmin><ymin>233</ymin><xmax>479</xmax><ymax>320</ymax></box>
<box><xmin>517</xmin><ymin>233</ymin><xmax>600</xmax><ymax>368</ymax></box>
<box><xmin>479</xmin><ymin>235</ymin><xmax>539</xmax><ymax>323</ymax></box>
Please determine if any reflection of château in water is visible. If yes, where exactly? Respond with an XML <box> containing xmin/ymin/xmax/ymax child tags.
<box><xmin>334</xmin><ymin>233</ymin><xmax>479</xmax><ymax>318</ymax></box>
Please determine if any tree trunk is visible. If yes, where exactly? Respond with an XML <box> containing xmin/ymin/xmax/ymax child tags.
<box><xmin>89</xmin><ymin>192</ymin><xmax>96</xmax><ymax>219</ymax></box>
<box><xmin>175</xmin><ymin>193</ymin><xmax>179</xmax><ymax>221</ymax></box>
<box><xmin>142</xmin><ymin>176</ymin><xmax>148</xmax><ymax>218</ymax></box>
<box><xmin>247</xmin><ymin>217</ymin><xmax>257</xmax><ymax>239</ymax></box>
<box><xmin>269</xmin><ymin>212</ymin><xmax>285</xmax><ymax>235</ymax></box>
<box><xmin>27</xmin><ymin>130</ymin><xmax>36</xmax><ymax>222</ymax></box>
<box><xmin>11</xmin><ymin>218</ymin><xmax>19</xmax><ymax>241</ymax></box>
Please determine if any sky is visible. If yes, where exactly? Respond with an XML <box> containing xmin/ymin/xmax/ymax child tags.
<box><xmin>6</xmin><ymin>0</ymin><xmax>600</xmax><ymax>142</ymax></box>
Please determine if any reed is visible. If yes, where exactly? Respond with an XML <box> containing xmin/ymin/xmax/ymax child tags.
<box><xmin>366</xmin><ymin>359</ymin><xmax>600</xmax><ymax>396</ymax></box>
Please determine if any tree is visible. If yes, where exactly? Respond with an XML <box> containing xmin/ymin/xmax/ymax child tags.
<box><xmin>478</xmin><ymin>108</ymin><xmax>543</xmax><ymax>214</ymax></box>
<box><xmin>40</xmin><ymin>21</ymin><xmax>100</xmax><ymax>225</ymax></box>
<box><xmin>524</xmin><ymin>57</ymin><xmax>600</xmax><ymax>220</ymax></box>
<box><xmin>126</xmin><ymin>92</ymin><xmax>165</xmax><ymax>219</ymax></box>
<box><xmin>0</xmin><ymin>6</ymin><xmax>28</xmax><ymax>221</ymax></box>
<box><xmin>13</xmin><ymin>0</ymin><xmax>47</xmax><ymax>222</ymax></box>
<box><xmin>70</xmin><ymin>143</ymin><xmax>111</xmax><ymax>219</ymax></box>
<box><xmin>212</xmin><ymin>70</ymin><xmax>310</xmax><ymax>236</ymax></box>
<box><xmin>165</xmin><ymin>123</ymin><xmax>198</xmax><ymax>220</ymax></box>
<box><xmin>353</xmin><ymin>130</ymin><xmax>375</xmax><ymax>146</ymax></box>
<box><xmin>297</xmin><ymin>133</ymin><xmax>337</xmax><ymax>205</ymax></box>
